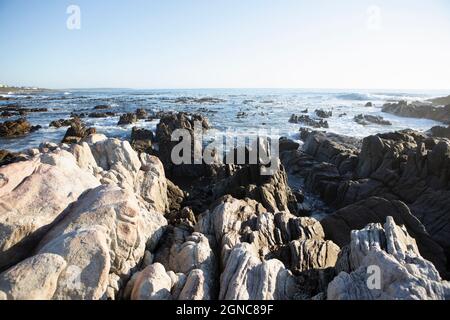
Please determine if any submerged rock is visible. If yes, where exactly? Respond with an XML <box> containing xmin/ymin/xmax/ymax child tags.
<box><xmin>289</xmin><ymin>114</ymin><xmax>329</xmax><ymax>128</ymax></box>
<box><xmin>354</xmin><ymin>114</ymin><xmax>392</xmax><ymax>126</ymax></box>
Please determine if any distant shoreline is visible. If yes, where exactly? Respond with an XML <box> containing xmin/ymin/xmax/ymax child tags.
<box><xmin>0</xmin><ymin>86</ymin><xmax>54</xmax><ymax>95</ymax></box>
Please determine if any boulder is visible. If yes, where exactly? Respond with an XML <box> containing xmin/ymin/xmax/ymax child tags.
<box><xmin>118</xmin><ymin>113</ymin><xmax>138</xmax><ymax>125</ymax></box>
<box><xmin>0</xmin><ymin>253</ymin><xmax>67</xmax><ymax>300</ymax></box>
<box><xmin>315</xmin><ymin>109</ymin><xmax>332</xmax><ymax>118</ymax></box>
<box><xmin>0</xmin><ymin>150</ymin><xmax>100</xmax><ymax>269</ymax></box>
<box><xmin>382</xmin><ymin>101</ymin><xmax>450</xmax><ymax>124</ymax></box>
<box><xmin>212</xmin><ymin>161</ymin><xmax>297</xmax><ymax>213</ymax></box>
<box><xmin>289</xmin><ymin>114</ymin><xmax>329</xmax><ymax>128</ymax></box>
<box><xmin>320</xmin><ymin>197</ymin><xmax>448</xmax><ymax>278</ymax></box>
<box><xmin>327</xmin><ymin>217</ymin><xmax>450</xmax><ymax>300</ymax></box>
<box><xmin>219</xmin><ymin>243</ymin><xmax>297</xmax><ymax>300</ymax></box>
<box><xmin>0</xmin><ymin>118</ymin><xmax>39</xmax><ymax>137</ymax></box>
<box><xmin>354</xmin><ymin>114</ymin><xmax>392</xmax><ymax>126</ymax></box>
<box><xmin>131</xmin><ymin>231</ymin><xmax>216</xmax><ymax>301</ymax></box>
<box><xmin>130</xmin><ymin>126</ymin><xmax>153</xmax><ymax>153</ymax></box>
<box><xmin>0</xmin><ymin>185</ymin><xmax>167</xmax><ymax>300</ymax></box>
<box><xmin>62</xmin><ymin>118</ymin><xmax>96</xmax><ymax>144</ymax></box>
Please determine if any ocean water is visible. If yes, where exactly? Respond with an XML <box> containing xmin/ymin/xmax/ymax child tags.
<box><xmin>0</xmin><ymin>88</ymin><xmax>447</xmax><ymax>152</ymax></box>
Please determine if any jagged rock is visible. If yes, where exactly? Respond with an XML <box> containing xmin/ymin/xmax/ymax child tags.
<box><xmin>279</xmin><ymin>138</ymin><xmax>300</xmax><ymax>153</ymax></box>
<box><xmin>289</xmin><ymin>114</ymin><xmax>329</xmax><ymax>128</ymax></box>
<box><xmin>196</xmin><ymin>195</ymin><xmax>330</xmax><ymax>273</ymax></box>
<box><xmin>354</xmin><ymin>114</ymin><xmax>392</xmax><ymax>126</ymax></box>
<box><xmin>130</xmin><ymin>126</ymin><xmax>153</xmax><ymax>153</ymax></box>
<box><xmin>0</xmin><ymin>150</ymin><xmax>26</xmax><ymax>167</ymax></box>
<box><xmin>327</xmin><ymin>217</ymin><xmax>450</xmax><ymax>300</ymax></box>
<box><xmin>0</xmin><ymin>253</ymin><xmax>67</xmax><ymax>300</ymax></box>
<box><xmin>62</xmin><ymin>118</ymin><xmax>96</xmax><ymax>143</ymax></box>
<box><xmin>315</xmin><ymin>109</ymin><xmax>332</xmax><ymax>118</ymax></box>
<box><xmin>136</xmin><ymin>108</ymin><xmax>148</xmax><ymax>120</ymax></box>
<box><xmin>0</xmin><ymin>118</ymin><xmax>40</xmax><ymax>137</ymax></box>
<box><xmin>118</xmin><ymin>113</ymin><xmax>137</xmax><ymax>125</ymax></box>
<box><xmin>365</xmin><ymin>102</ymin><xmax>373</xmax><ymax>107</ymax></box>
<box><xmin>212</xmin><ymin>160</ymin><xmax>297</xmax><ymax>213</ymax></box>
<box><xmin>49</xmin><ymin>118</ymin><xmax>79</xmax><ymax>128</ymax></box>
<box><xmin>74</xmin><ymin>137</ymin><xmax>169</xmax><ymax>213</ymax></box>
<box><xmin>0</xmin><ymin>149</ymin><xmax>100</xmax><ymax>270</ymax></box>
<box><xmin>155</xmin><ymin>112</ymin><xmax>210</xmax><ymax>179</ymax></box>
<box><xmin>219</xmin><ymin>243</ymin><xmax>297</xmax><ymax>300</ymax></box>
<box><xmin>277</xmin><ymin>239</ymin><xmax>340</xmax><ymax>273</ymax></box>
<box><xmin>0</xmin><ymin>184</ymin><xmax>167</xmax><ymax>300</ymax></box>
<box><xmin>382</xmin><ymin>100</ymin><xmax>450</xmax><ymax>124</ymax></box>
<box><xmin>301</xmin><ymin>130</ymin><xmax>359</xmax><ymax>175</ymax></box>
<box><xmin>173</xmin><ymin>97</ymin><xmax>225</xmax><ymax>104</ymax></box>
<box><xmin>321</xmin><ymin>197</ymin><xmax>448</xmax><ymax>279</ymax></box>
<box><xmin>429</xmin><ymin>125</ymin><xmax>450</xmax><ymax>139</ymax></box>
<box><xmin>178</xmin><ymin>269</ymin><xmax>211</xmax><ymax>300</ymax></box>
<box><xmin>132</xmin><ymin>231</ymin><xmax>216</xmax><ymax>300</ymax></box>
<box><xmin>166</xmin><ymin>179</ymin><xmax>185</xmax><ymax>214</ymax></box>
<box><xmin>293</xmin><ymin>129</ymin><xmax>450</xmax><ymax>275</ymax></box>
<box><xmin>130</xmin><ymin>263</ymin><xmax>173</xmax><ymax>300</ymax></box>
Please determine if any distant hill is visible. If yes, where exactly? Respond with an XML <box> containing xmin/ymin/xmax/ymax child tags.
<box><xmin>429</xmin><ymin>95</ymin><xmax>450</xmax><ymax>106</ymax></box>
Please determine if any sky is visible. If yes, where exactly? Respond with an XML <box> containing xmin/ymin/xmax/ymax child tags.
<box><xmin>1</xmin><ymin>0</ymin><xmax>450</xmax><ymax>90</ymax></box>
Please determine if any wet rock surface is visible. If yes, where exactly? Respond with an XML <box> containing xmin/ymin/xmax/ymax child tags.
<box><xmin>289</xmin><ymin>114</ymin><xmax>329</xmax><ymax>128</ymax></box>
<box><xmin>382</xmin><ymin>100</ymin><xmax>450</xmax><ymax>124</ymax></box>
<box><xmin>0</xmin><ymin>118</ymin><xmax>41</xmax><ymax>137</ymax></box>
<box><xmin>354</xmin><ymin>114</ymin><xmax>392</xmax><ymax>126</ymax></box>
<box><xmin>62</xmin><ymin>118</ymin><xmax>96</xmax><ymax>144</ymax></box>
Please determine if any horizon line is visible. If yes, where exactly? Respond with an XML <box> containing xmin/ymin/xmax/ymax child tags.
<box><xmin>40</xmin><ymin>86</ymin><xmax>450</xmax><ymax>93</ymax></box>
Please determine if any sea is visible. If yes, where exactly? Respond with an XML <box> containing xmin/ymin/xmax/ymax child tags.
<box><xmin>0</xmin><ymin>88</ymin><xmax>448</xmax><ymax>152</ymax></box>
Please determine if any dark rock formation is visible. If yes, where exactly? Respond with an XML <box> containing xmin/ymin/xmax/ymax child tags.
<box><xmin>279</xmin><ymin>138</ymin><xmax>300</xmax><ymax>153</ymax></box>
<box><xmin>130</xmin><ymin>126</ymin><xmax>153</xmax><ymax>153</ymax></box>
<box><xmin>429</xmin><ymin>95</ymin><xmax>450</xmax><ymax>106</ymax></box>
<box><xmin>88</xmin><ymin>112</ymin><xmax>116</xmax><ymax>118</ymax></box>
<box><xmin>0</xmin><ymin>118</ymin><xmax>40</xmax><ymax>137</ymax></box>
<box><xmin>315</xmin><ymin>109</ymin><xmax>332</xmax><ymax>118</ymax></box>
<box><xmin>136</xmin><ymin>108</ymin><xmax>148</xmax><ymax>120</ymax></box>
<box><xmin>61</xmin><ymin>118</ymin><xmax>96</xmax><ymax>143</ymax></box>
<box><xmin>429</xmin><ymin>125</ymin><xmax>450</xmax><ymax>139</ymax></box>
<box><xmin>321</xmin><ymin>197</ymin><xmax>448</xmax><ymax>278</ymax></box>
<box><xmin>0</xmin><ymin>150</ymin><xmax>26</xmax><ymax>167</ymax></box>
<box><xmin>281</xmin><ymin>128</ymin><xmax>450</xmax><ymax>278</ymax></box>
<box><xmin>382</xmin><ymin>100</ymin><xmax>450</xmax><ymax>124</ymax></box>
<box><xmin>289</xmin><ymin>114</ymin><xmax>329</xmax><ymax>128</ymax></box>
<box><xmin>93</xmin><ymin>105</ymin><xmax>111</xmax><ymax>110</ymax></box>
<box><xmin>118</xmin><ymin>113</ymin><xmax>138</xmax><ymax>125</ymax></box>
<box><xmin>155</xmin><ymin>112</ymin><xmax>210</xmax><ymax>179</ymax></box>
<box><xmin>354</xmin><ymin>114</ymin><xmax>392</xmax><ymax>126</ymax></box>
<box><xmin>174</xmin><ymin>97</ymin><xmax>225</xmax><ymax>104</ymax></box>
<box><xmin>49</xmin><ymin>118</ymin><xmax>79</xmax><ymax>128</ymax></box>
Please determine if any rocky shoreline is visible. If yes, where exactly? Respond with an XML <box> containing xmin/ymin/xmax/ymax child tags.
<box><xmin>0</xmin><ymin>97</ymin><xmax>450</xmax><ymax>300</ymax></box>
